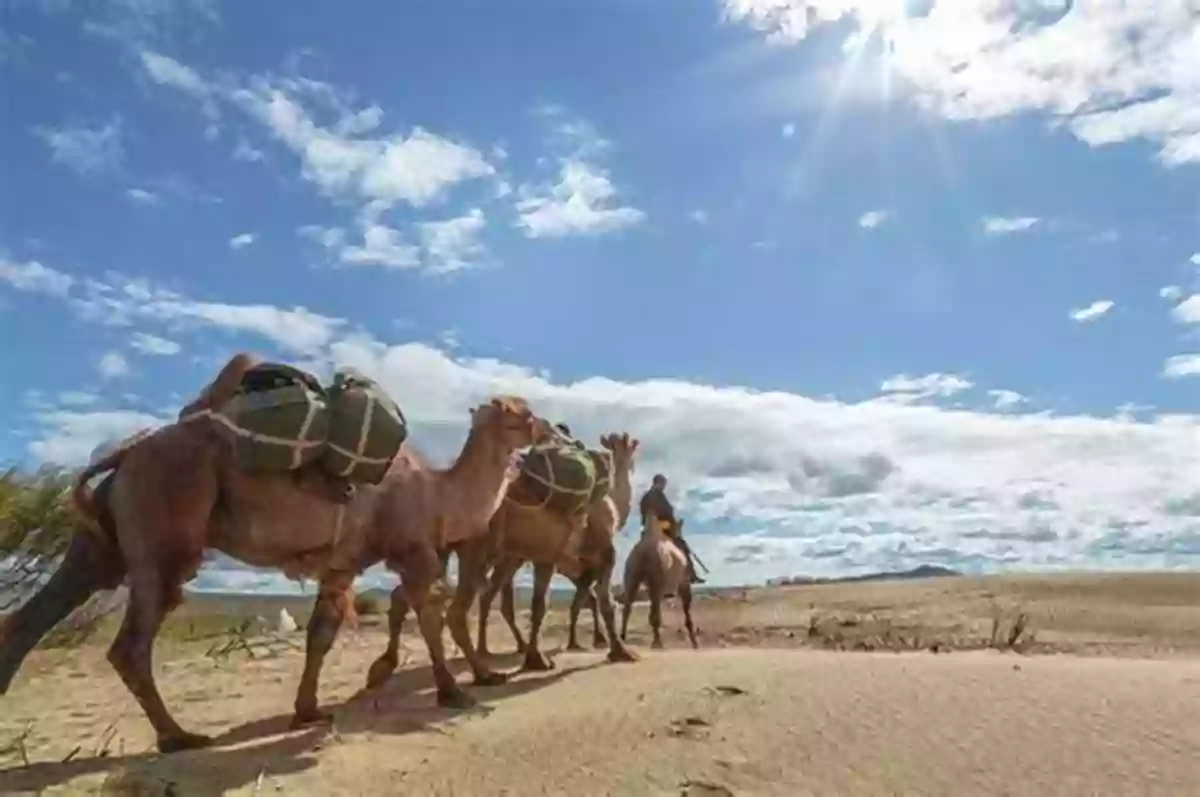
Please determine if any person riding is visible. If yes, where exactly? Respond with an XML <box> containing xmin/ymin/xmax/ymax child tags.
<box><xmin>639</xmin><ymin>473</ymin><xmax>704</xmax><ymax>584</ymax></box>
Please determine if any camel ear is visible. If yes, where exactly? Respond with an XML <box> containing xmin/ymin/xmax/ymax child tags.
<box><xmin>631</xmin><ymin>438</ymin><xmax>640</xmax><ymax>451</ymax></box>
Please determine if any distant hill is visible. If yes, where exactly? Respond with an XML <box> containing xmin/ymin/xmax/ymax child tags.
<box><xmin>766</xmin><ymin>564</ymin><xmax>962</xmax><ymax>587</ymax></box>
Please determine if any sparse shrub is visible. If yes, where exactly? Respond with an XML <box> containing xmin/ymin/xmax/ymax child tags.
<box><xmin>353</xmin><ymin>591</ymin><xmax>385</xmax><ymax>617</ymax></box>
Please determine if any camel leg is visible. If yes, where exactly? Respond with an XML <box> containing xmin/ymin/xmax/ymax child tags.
<box><xmin>444</xmin><ymin>539</ymin><xmax>507</xmax><ymax>688</ymax></box>
<box><xmin>413</xmin><ymin>585</ymin><xmax>475</xmax><ymax>709</ymax></box>
<box><xmin>593</xmin><ymin>551</ymin><xmax>637</xmax><ymax>664</ymax></box>
<box><xmin>589</xmin><ymin>590</ymin><xmax>608</xmax><ymax>648</ymax></box>
<box><xmin>477</xmin><ymin>557</ymin><xmax>523</xmax><ymax>658</ymax></box>
<box><xmin>522</xmin><ymin>563</ymin><xmax>556</xmax><ymax>672</ymax></box>
<box><xmin>0</xmin><ymin>529</ymin><xmax>124</xmax><ymax>694</ymax></box>
<box><xmin>365</xmin><ymin>584</ymin><xmax>409</xmax><ymax>690</ymax></box>
<box><xmin>680</xmin><ymin>582</ymin><xmax>699</xmax><ymax>649</ymax></box>
<box><xmin>292</xmin><ymin>575</ymin><xmax>353</xmax><ymax>727</ymax></box>
<box><xmin>647</xmin><ymin>576</ymin><xmax>667</xmax><ymax>649</ymax></box>
<box><xmin>565</xmin><ymin>574</ymin><xmax>592</xmax><ymax>651</ymax></box>
<box><xmin>621</xmin><ymin>576</ymin><xmax>643</xmax><ymax>643</ymax></box>
<box><xmin>499</xmin><ymin>569</ymin><xmax>526</xmax><ymax>653</ymax></box>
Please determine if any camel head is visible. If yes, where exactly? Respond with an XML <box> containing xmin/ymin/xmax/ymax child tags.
<box><xmin>470</xmin><ymin>395</ymin><xmax>551</xmax><ymax>450</ymax></box>
<box><xmin>599</xmin><ymin>432</ymin><xmax>640</xmax><ymax>474</ymax></box>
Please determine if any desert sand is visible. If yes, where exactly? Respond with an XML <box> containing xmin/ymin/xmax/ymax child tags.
<box><xmin>1</xmin><ymin>573</ymin><xmax>1197</xmax><ymax>795</ymax></box>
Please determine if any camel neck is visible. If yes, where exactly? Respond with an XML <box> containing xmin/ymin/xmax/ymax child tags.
<box><xmin>444</xmin><ymin>425</ymin><xmax>512</xmax><ymax>515</ymax></box>
<box><xmin>610</xmin><ymin>464</ymin><xmax>633</xmax><ymax>528</ymax></box>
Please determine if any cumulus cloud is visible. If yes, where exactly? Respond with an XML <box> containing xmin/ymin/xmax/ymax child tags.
<box><xmin>858</xmin><ymin>209</ymin><xmax>890</xmax><ymax>229</ymax></box>
<box><xmin>988</xmin><ymin>389</ymin><xmax>1026</xmax><ymax>411</ymax></box>
<box><xmin>130</xmin><ymin>332</ymin><xmax>182</xmax><ymax>356</ymax></box>
<box><xmin>418</xmin><ymin>208</ymin><xmax>487</xmax><ymax>273</ymax></box>
<box><xmin>1070</xmin><ymin>299</ymin><xmax>1114</xmax><ymax>323</ymax></box>
<box><xmin>0</xmin><ymin>257</ymin><xmax>75</xmax><ymax>297</ymax></box>
<box><xmin>1163</xmin><ymin>354</ymin><xmax>1200</xmax><ymax>379</ymax></box>
<box><xmin>30</xmin><ymin>408</ymin><xmax>170</xmax><ymax>466</ymax></box>
<box><xmin>229</xmin><ymin>232</ymin><xmax>257</xmax><ymax>249</ymax></box>
<box><xmin>721</xmin><ymin>1</ymin><xmax>1200</xmax><ymax>166</ymax></box>
<box><xmin>878</xmin><ymin>372</ymin><xmax>972</xmax><ymax>403</ymax></box>
<box><xmin>34</xmin><ymin>118</ymin><xmax>124</xmax><ymax>175</ymax></box>
<box><xmin>1172</xmin><ymin>295</ymin><xmax>1200</xmax><ymax>326</ymax></box>
<box><xmin>97</xmin><ymin>351</ymin><xmax>130</xmax><ymax>380</ymax></box>
<box><xmin>1160</xmin><ymin>285</ymin><xmax>1183</xmax><ymax>302</ymax></box>
<box><xmin>981</xmin><ymin>215</ymin><xmax>1040</xmax><ymax>235</ymax></box>
<box><xmin>125</xmin><ymin>188</ymin><xmax>159</xmax><ymax>204</ymax></box>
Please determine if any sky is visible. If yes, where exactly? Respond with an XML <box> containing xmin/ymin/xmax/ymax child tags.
<box><xmin>1</xmin><ymin>0</ymin><xmax>1198</xmax><ymax>594</ymax></box>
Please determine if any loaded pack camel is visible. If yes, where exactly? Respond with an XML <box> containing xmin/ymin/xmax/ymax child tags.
<box><xmin>481</xmin><ymin>432</ymin><xmax>641</xmax><ymax>669</ymax></box>
<box><xmin>0</xmin><ymin>353</ymin><xmax>550</xmax><ymax>753</ymax></box>
<box><xmin>363</xmin><ymin>433</ymin><xmax>640</xmax><ymax>691</ymax></box>
<box><xmin>621</xmin><ymin>516</ymin><xmax>699</xmax><ymax>649</ymax></box>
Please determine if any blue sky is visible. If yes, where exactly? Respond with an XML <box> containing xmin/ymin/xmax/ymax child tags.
<box><xmin>1</xmin><ymin>0</ymin><xmax>1198</xmax><ymax>593</ymax></box>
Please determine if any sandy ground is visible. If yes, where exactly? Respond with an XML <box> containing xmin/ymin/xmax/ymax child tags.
<box><xmin>2</xmin><ymin>574</ymin><xmax>1198</xmax><ymax>795</ymax></box>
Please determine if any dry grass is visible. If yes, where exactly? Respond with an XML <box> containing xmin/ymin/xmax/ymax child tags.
<box><xmin>2</xmin><ymin>571</ymin><xmax>1197</xmax><ymax>795</ymax></box>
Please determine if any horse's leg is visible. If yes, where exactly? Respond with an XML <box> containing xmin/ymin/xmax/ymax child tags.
<box><xmin>292</xmin><ymin>573</ymin><xmax>353</xmax><ymax>727</ymax></box>
<box><xmin>365</xmin><ymin>584</ymin><xmax>409</xmax><ymax>690</ymax></box>
<box><xmin>445</xmin><ymin>538</ymin><xmax>507</xmax><ymax>687</ymax></box>
<box><xmin>0</xmin><ymin>526</ymin><xmax>124</xmax><ymax>694</ymax></box>
<box><xmin>521</xmin><ymin>562</ymin><xmax>556</xmax><ymax>671</ymax></box>
<box><xmin>565</xmin><ymin>573</ymin><xmax>592</xmax><ymax>651</ymax></box>
<box><xmin>680</xmin><ymin>582</ymin><xmax>699</xmax><ymax>649</ymax></box>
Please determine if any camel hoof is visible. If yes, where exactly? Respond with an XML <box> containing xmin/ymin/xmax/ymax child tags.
<box><xmin>592</xmin><ymin>635</ymin><xmax>608</xmax><ymax>650</ymax></box>
<box><xmin>157</xmin><ymin>731</ymin><xmax>214</xmax><ymax>754</ymax></box>
<box><xmin>290</xmin><ymin>708</ymin><xmax>333</xmax><ymax>730</ymax></box>
<box><xmin>437</xmin><ymin>687</ymin><xmax>477</xmax><ymax>710</ymax></box>
<box><xmin>607</xmin><ymin>644</ymin><xmax>639</xmax><ymax>664</ymax></box>
<box><xmin>565</xmin><ymin>641</ymin><xmax>586</xmax><ymax>652</ymax></box>
<box><xmin>522</xmin><ymin>649</ymin><xmax>555</xmax><ymax>672</ymax></box>
<box><xmin>365</xmin><ymin>657</ymin><xmax>397</xmax><ymax>690</ymax></box>
<box><xmin>474</xmin><ymin>670</ymin><xmax>509</xmax><ymax>687</ymax></box>
<box><xmin>651</xmin><ymin>639</ymin><xmax>665</xmax><ymax>650</ymax></box>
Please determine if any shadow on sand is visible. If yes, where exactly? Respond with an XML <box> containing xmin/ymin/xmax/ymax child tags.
<box><xmin>0</xmin><ymin>650</ymin><xmax>597</xmax><ymax>796</ymax></box>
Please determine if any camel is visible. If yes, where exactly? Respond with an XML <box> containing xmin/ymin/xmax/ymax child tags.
<box><xmin>620</xmin><ymin>515</ymin><xmax>699</xmax><ymax>650</ymax></box>
<box><xmin>480</xmin><ymin>432</ymin><xmax>641</xmax><ymax>669</ymax></box>
<box><xmin>363</xmin><ymin>433</ymin><xmax>641</xmax><ymax>691</ymax></box>
<box><xmin>0</xmin><ymin>354</ymin><xmax>550</xmax><ymax>753</ymax></box>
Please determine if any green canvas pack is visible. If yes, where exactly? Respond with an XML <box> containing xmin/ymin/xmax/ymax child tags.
<box><xmin>320</xmin><ymin>369</ymin><xmax>408</xmax><ymax>485</ymax></box>
<box><xmin>586</xmin><ymin>448</ymin><xmax>613</xmax><ymax>505</ymax></box>
<box><xmin>511</xmin><ymin>442</ymin><xmax>599</xmax><ymax>517</ymax></box>
<box><xmin>217</xmin><ymin>363</ymin><xmax>329</xmax><ymax>473</ymax></box>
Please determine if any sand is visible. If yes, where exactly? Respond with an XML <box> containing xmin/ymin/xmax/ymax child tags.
<box><xmin>2</xmin><ymin>573</ymin><xmax>1198</xmax><ymax>795</ymax></box>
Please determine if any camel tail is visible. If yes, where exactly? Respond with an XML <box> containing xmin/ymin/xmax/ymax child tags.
<box><xmin>0</xmin><ymin>486</ymin><xmax>126</xmax><ymax>695</ymax></box>
<box><xmin>71</xmin><ymin>450</ymin><xmax>123</xmax><ymax>538</ymax></box>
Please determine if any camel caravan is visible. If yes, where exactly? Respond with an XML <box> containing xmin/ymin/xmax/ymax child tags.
<box><xmin>0</xmin><ymin>352</ymin><xmax>701</xmax><ymax>754</ymax></box>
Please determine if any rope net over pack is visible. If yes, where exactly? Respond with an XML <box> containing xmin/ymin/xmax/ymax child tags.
<box><xmin>213</xmin><ymin>363</ymin><xmax>407</xmax><ymax>485</ymax></box>
<box><xmin>509</xmin><ymin>438</ymin><xmax>611</xmax><ymax>517</ymax></box>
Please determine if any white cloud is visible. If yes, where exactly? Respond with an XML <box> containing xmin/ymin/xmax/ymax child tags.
<box><xmin>781</xmin><ymin>122</ymin><xmax>796</xmax><ymax>137</ymax></box>
<box><xmin>232</xmin><ymin>138</ymin><xmax>265</xmax><ymax>162</ymax></box>
<box><xmin>30</xmin><ymin>408</ymin><xmax>170</xmax><ymax>466</ymax></box>
<box><xmin>1069</xmin><ymin>299</ymin><xmax>1115</xmax><ymax>323</ymax></box>
<box><xmin>129</xmin><ymin>332</ymin><xmax>181</xmax><ymax>356</ymax></box>
<box><xmin>97</xmin><ymin>351</ymin><xmax>130</xmax><ymax>380</ymax></box>
<box><xmin>516</xmin><ymin>160</ymin><xmax>645</xmax><ymax>239</ymax></box>
<box><xmin>57</xmin><ymin>390</ymin><xmax>100</xmax><ymax>407</ymax></box>
<box><xmin>858</xmin><ymin>209</ymin><xmax>890</xmax><ymax>229</ymax></box>
<box><xmin>418</xmin><ymin>208</ymin><xmax>487</xmax><ymax>273</ymax></box>
<box><xmin>689</xmin><ymin>209</ymin><xmax>710</xmax><ymax>224</ymax></box>
<box><xmin>34</xmin><ymin>118</ymin><xmax>124</xmax><ymax>174</ymax></box>
<box><xmin>229</xmin><ymin>232</ymin><xmax>257</xmax><ymax>249</ymax></box>
<box><xmin>0</xmin><ymin>258</ymin><xmax>74</xmax><ymax>297</ymax></box>
<box><xmin>878</xmin><ymin>372</ymin><xmax>973</xmax><ymax>403</ymax></box>
<box><xmin>721</xmin><ymin>1</ymin><xmax>1200</xmax><ymax>166</ymax></box>
<box><xmin>125</xmin><ymin>188</ymin><xmax>159</xmax><ymax>204</ymax></box>
<box><xmin>982</xmin><ymin>215</ymin><xmax>1040</xmax><ymax>235</ymax></box>
<box><xmin>1171</xmin><ymin>295</ymin><xmax>1200</xmax><ymax>325</ymax></box>
<box><xmin>336</xmin><ymin>221</ymin><xmax>420</xmax><ymax>270</ymax></box>
<box><xmin>139</xmin><ymin>50</ymin><xmax>211</xmax><ymax>98</ymax></box>
<box><xmin>1160</xmin><ymin>285</ymin><xmax>1183</xmax><ymax>302</ymax></box>
<box><xmin>988</xmin><ymin>389</ymin><xmax>1026</xmax><ymax>411</ymax></box>
<box><xmin>1163</xmin><ymin>354</ymin><xmax>1200</xmax><ymax>379</ymax></box>
<box><xmin>1191</xmin><ymin>253</ymin><xmax>1200</xmax><ymax>267</ymax></box>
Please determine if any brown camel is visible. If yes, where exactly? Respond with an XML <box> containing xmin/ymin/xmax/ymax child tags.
<box><xmin>363</xmin><ymin>433</ymin><xmax>641</xmax><ymax>691</ymax></box>
<box><xmin>0</xmin><ymin>355</ymin><xmax>550</xmax><ymax>753</ymax></box>
<box><xmin>620</xmin><ymin>515</ymin><xmax>699</xmax><ymax>649</ymax></box>
<box><xmin>478</xmin><ymin>432</ymin><xmax>641</xmax><ymax>669</ymax></box>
